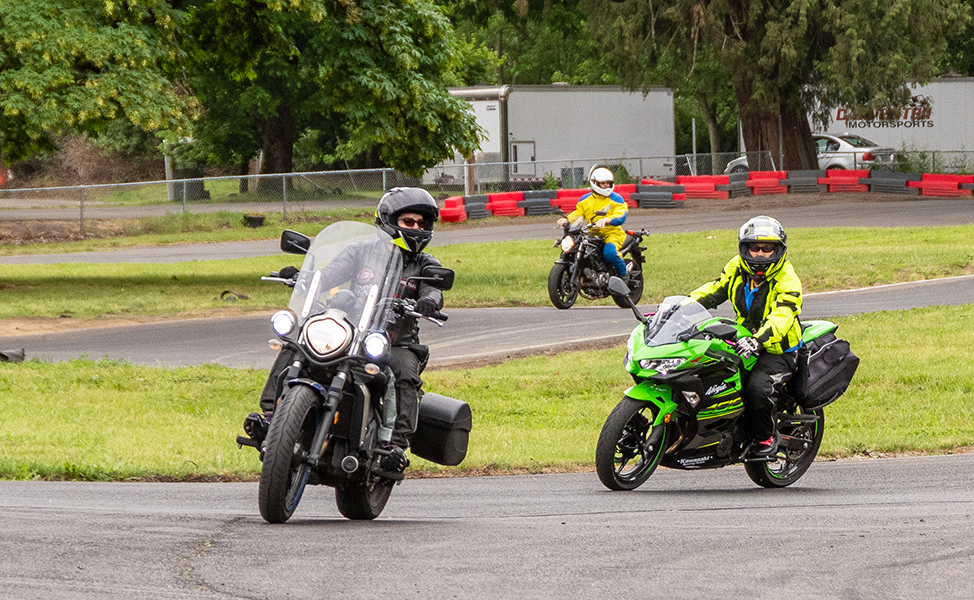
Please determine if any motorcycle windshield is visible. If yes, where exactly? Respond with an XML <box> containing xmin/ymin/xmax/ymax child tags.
<box><xmin>643</xmin><ymin>295</ymin><xmax>712</xmax><ymax>347</ymax></box>
<box><xmin>288</xmin><ymin>221</ymin><xmax>403</xmax><ymax>333</ymax></box>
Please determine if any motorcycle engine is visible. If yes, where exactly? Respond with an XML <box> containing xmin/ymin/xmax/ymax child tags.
<box><xmin>579</xmin><ymin>268</ymin><xmax>610</xmax><ymax>299</ymax></box>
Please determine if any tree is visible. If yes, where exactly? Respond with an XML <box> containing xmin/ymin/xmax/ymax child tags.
<box><xmin>182</xmin><ymin>0</ymin><xmax>481</xmax><ymax>178</ymax></box>
<box><xmin>584</xmin><ymin>0</ymin><xmax>970</xmax><ymax>170</ymax></box>
<box><xmin>442</xmin><ymin>0</ymin><xmax>610</xmax><ymax>85</ymax></box>
<box><xmin>0</xmin><ymin>0</ymin><xmax>194</xmax><ymax>164</ymax></box>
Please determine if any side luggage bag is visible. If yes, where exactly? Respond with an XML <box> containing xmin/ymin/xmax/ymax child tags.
<box><xmin>411</xmin><ymin>393</ymin><xmax>473</xmax><ymax>466</ymax></box>
<box><xmin>798</xmin><ymin>333</ymin><xmax>860</xmax><ymax>410</ymax></box>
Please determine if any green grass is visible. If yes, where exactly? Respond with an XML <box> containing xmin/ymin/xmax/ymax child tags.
<box><xmin>2</xmin><ymin>225</ymin><xmax>972</xmax><ymax>319</ymax></box>
<box><xmin>81</xmin><ymin>178</ymin><xmax>385</xmax><ymax>207</ymax></box>
<box><xmin>1</xmin><ymin>306</ymin><xmax>971</xmax><ymax>480</ymax></box>
<box><xmin>0</xmin><ymin>210</ymin><xmax>374</xmax><ymax>257</ymax></box>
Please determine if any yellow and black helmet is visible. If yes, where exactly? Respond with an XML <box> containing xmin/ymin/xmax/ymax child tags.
<box><xmin>738</xmin><ymin>215</ymin><xmax>787</xmax><ymax>278</ymax></box>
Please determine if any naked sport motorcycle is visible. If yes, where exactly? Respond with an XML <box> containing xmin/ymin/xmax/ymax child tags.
<box><xmin>548</xmin><ymin>214</ymin><xmax>650</xmax><ymax>310</ymax></box>
<box><xmin>237</xmin><ymin>221</ymin><xmax>472</xmax><ymax>522</ymax></box>
<box><xmin>596</xmin><ymin>281</ymin><xmax>859</xmax><ymax>490</ymax></box>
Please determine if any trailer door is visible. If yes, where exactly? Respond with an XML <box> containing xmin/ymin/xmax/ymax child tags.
<box><xmin>511</xmin><ymin>141</ymin><xmax>536</xmax><ymax>178</ymax></box>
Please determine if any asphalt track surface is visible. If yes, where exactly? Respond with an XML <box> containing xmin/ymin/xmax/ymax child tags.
<box><xmin>2</xmin><ymin>197</ymin><xmax>974</xmax><ymax>599</ymax></box>
<box><xmin>3</xmin><ymin>454</ymin><xmax>974</xmax><ymax>599</ymax></box>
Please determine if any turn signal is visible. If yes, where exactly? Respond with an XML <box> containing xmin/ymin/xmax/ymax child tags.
<box><xmin>268</xmin><ymin>339</ymin><xmax>282</xmax><ymax>350</ymax></box>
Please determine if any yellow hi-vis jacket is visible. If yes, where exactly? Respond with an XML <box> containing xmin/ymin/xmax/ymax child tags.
<box><xmin>689</xmin><ymin>256</ymin><xmax>803</xmax><ymax>354</ymax></box>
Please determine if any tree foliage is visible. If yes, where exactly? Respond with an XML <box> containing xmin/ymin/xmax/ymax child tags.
<box><xmin>0</xmin><ymin>0</ymin><xmax>194</xmax><ymax>164</ymax></box>
<box><xmin>442</xmin><ymin>0</ymin><xmax>610</xmax><ymax>85</ymax></box>
<box><xmin>182</xmin><ymin>0</ymin><xmax>482</xmax><ymax>176</ymax></box>
<box><xmin>584</xmin><ymin>0</ymin><xmax>971</xmax><ymax>169</ymax></box>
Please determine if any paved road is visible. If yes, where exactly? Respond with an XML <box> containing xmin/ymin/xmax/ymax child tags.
<box><xmin>3</xmin><ymin>275</ymin><xmax>971</xmax><ymax>369</ymax></box>
<box><xmin>3</xmin><ymin>453</ymin><xmax>973</xmax><ymax>599</ymax></box>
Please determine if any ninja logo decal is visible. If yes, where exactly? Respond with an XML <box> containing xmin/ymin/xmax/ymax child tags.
<box><xmin>706</xmin><ymin>382</ymin><xmax>730</xmax><ymax>396</ymax></box>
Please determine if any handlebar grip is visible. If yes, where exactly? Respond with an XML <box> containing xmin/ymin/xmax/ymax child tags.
<box><xmin>433</xmin><ymin>312</ymin><xmax>448</xmax><ymax>322</ymax></box>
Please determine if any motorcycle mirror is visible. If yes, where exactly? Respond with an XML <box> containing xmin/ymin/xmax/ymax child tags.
<box><xmin>280</xmin><ymin>229</ymin><xmax>311</xmax><ymax>255</ymax></box>
<box><xmin>595</xmin><ymin>208</ymin><xmax>609</xmax><ymax>216</ymax></box>
<box><xmin>608</xmin><ymin>276</ymin><xmax>649</xmax><ymax>324</ymax></box>
<box><xmin>416</xmin><ymin>265</ymin><xmax>455</xmax><ymax>291</ymax></box>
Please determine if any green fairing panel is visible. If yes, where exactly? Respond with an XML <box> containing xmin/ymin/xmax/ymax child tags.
<box><xmin>623</xmin><ymin>384</ymin><xmax>677</xmax><ymax>426</ymax></box>
<box><xmin>801</xmin><ymin>320</ymin><xmax>838</xmax><ymax>343</ymax></box>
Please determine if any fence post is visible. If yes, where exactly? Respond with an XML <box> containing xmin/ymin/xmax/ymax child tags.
<box><xmin>79</xmin><ymin>186</ymin><xmax>86</xmax><ymax>237</ymax></box>
<box><xmin>282</xmin><ymin>174</ymin><xmax>288</xmax><ymax>221</ymax></box>
<box><xmin>382</xmin><ymin>169</ymin><xmax>388</xmax><ymax>192</ymax></box>
<box><xmin>182</xmin><ymin>180</ymin><xmax>188</xmax><ymax>212</ymax></box>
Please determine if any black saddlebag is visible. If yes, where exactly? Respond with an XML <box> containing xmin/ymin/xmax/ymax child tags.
<box><xmin>797</xmin><ymin>333</ymin><xmax>860</xmax><ymax>410</ymax></box>
<box><xmin>411</xmin><ymin>393</ymin><xmax>472</xmax><ymax>466</ymax></box>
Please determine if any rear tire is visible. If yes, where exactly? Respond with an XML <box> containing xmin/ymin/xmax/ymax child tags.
<box><xmin>596</xmin><ymin>398</ymin><xmax>667</xmax><ymax>490</ymax></box>
<box><xmin>745</xmin><ymin>407</ymin><xmax>825</xmax><ymax>488</ymax></box>
<box><xmin>548</xmin><ymin>263</ymin><xmax>578</xmax><ymax>309</ymax></box>
<box><xmin>335</xmin><ymin>476</ymin><xmax>394</xmax><ymax>520</ymax></box>
<box><xmin>613</xmin><ymin>258</ymin><xmax>644</xmax><ymax>308</ymax></box>
<box><xmin>258</xmin><ymin>386</ymin><xmax>320</xmax><ymax>523</ymax></box>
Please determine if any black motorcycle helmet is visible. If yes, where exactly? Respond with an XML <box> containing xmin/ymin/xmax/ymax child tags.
<box><xmin>375</xmin><ymin>187</ymin><xmax>439</xmax><ymax>254</ymax></box>
<box><xmin>738</xmin><ymin>215</ymin><xmax>787</xmax><ymax>278</ymax></box>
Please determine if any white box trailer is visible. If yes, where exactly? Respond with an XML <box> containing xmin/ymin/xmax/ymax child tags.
<box><xmin>826</xmin><ymin>77</ymin><xmax>974</xmax><ymax>152</ymax></box>
<box><xmin>424</xmin><ymin>84</ymin><xmax>675</xmax><ymax>191</ymax></box>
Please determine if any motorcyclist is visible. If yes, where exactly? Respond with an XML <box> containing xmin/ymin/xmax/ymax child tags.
<box><xmin>688</xmin><ymin>216</ymin><xmax>803</xmax><ymax>459</ymax></box>
<box><xmin>243</xmin><ymin>187</ymin><xmax>446</xmax><ymax>475</ymax></box>
<box><xmin>555</xmin><ymin>166</ymin><xmax>629</xmax><ymax>280</ymax></box>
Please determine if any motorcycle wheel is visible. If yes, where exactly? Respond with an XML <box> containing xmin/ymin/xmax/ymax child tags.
<box><xmin>548</xmin><ymin>263</ymin><xmax>578</xmax><ymax>309</ymax></box>
<box><xmin>745</xmin><ymin>406</ymin><xmax>825</xmax><ymax>488</ymax></box>
<box><xmin>596</xmin><ymin>397</ymin><xmax>668</xmax><ymax>490</ymax></box>
<box><xmin>335</xmin><ymin>474</ymin><xmax>395</xmax><ymax>520</ymax></box>
<box><xmin>547</xmin><ymin>263</ymin><xmax>578</xmax><ymax>309</ymax></box>
<box><xmin>258</xmin><ymin>385</ymin><xmax>319</xmax><ymax>523</ymax></box>
<box><xmin>612</xmin><ymin>258</ymin><xmax>644</xmax><ymax>308</ymax></box>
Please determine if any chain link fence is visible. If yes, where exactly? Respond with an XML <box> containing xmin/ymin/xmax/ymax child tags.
<box><xmin>1</xmin><ymin>148</ymin><xmax>969</xmax><ymax>239</ymax></box>
<box><xmin>0</xmin><ymin>155</ymin><xmax>699</xmax><ymax>237</ymax></box>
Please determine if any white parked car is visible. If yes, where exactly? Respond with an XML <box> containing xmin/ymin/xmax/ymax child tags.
<box><xmin>723</xmin><ymin>133</ymin><xmax>896</xmax><ymax>174</ymax></box>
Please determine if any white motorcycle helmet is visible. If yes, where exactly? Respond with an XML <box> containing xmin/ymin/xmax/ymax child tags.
<box><xmin>589</xmin><ymin>167</ymin><xmax>615</xmax><ymax>196</ymax></box>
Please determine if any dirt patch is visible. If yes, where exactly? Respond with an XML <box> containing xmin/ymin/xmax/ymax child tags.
<box><xmin>0</xmin><ymin>310</ymin><xmax>274</xmax><ymax>338</ymax></box>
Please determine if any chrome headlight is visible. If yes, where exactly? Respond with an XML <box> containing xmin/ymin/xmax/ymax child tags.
<box><xmin>364</xmin><ymin>332</ymin><xmax>390</xmax><ymax>360</ymax></box>
<box><xmin>303</xmin><ymin>315</ymin><xmax>353</xmax><ymax>359</ymax></box>
<box><xmin>560</xmin><ymin>236</ymin><xmax>575</xmax><ymax>253</ymax></box>
<box><xmin>270</xmin><ymin>310</ymin><xmax>297</xmax><ymax>337</ymax></box>
<box><xmin>637</xmin><ymin>357</ymin><xmax>686</xmax><ymax>374</ymax></box>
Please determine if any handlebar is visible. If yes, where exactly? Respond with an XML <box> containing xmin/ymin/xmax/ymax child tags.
<box><xmin>261</xmin><ymin>274</ymin><xmax>297</xmax><ymax>288</ymax></box>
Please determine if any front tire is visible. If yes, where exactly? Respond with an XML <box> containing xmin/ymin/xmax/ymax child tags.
<box><xmin>258</xmin><ymin>385</ymin><xmax>320</xmax><ymax>523</ymax></box>
<box><xmin>548</xmin><ymin>262</ymin><xmax>578</xmax><ymax>309</ymax></box>
<box><xmin>745</xmin><ymin>407</ymin><xmax>825</xmax><ymax>488</ymax></box>
<box><xmin>596</xmin><ymin>398</ymin><xmax>668</xmax><ymax>490</ymax></box>
<box><xmin>335</xmin><ymin>476</ymin><xmax>395</xmax><ymax>520</ymax></box>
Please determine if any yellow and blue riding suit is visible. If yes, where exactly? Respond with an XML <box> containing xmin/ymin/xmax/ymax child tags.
<box><xmin>565</xmin><ymin>191</ymin><xmax>629</xmax><ymax>277</ymax></box>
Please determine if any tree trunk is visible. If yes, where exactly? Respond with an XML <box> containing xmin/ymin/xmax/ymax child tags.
<box><xmin>696</xmin><ymin>92</ymin><xmax>725</xmax><ymax>173</ymax></box>
<box><xmin>238</xmin><ymin>160</ymin><xmax>250</xmax><ymax>194</ymax></box>
<box><xmin>255</xmin><ymin>104</ymin><xmax>296</xmax><ymax>193</ymax></box>
<box><xmin>735</xmin><ymin>81</ymin><xmax>818</xmax><ymax>171</ymax></box>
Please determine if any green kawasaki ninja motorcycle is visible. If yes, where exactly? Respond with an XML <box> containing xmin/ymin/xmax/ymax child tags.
<box><xmin>596</xmin><ymin>280</ymin><xmax>859</xmax><ymax>490</ymax></box>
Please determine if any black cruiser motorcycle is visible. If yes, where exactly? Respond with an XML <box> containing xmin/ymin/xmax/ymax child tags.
<box><xmin>237</xmin><ymin>221</ymin><xmax>472</xmax><ymax>522</ymax></box>
<box><xmin>548</xmin><ymin>214</ymin><xmax>650</xmax><ymax>309</ymax></box>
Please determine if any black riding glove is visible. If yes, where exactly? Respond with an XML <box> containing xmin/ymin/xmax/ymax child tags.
<box><xmin>415</xmin><ymin>297</ymin><xmax>438</xmax><ymax>317</ymax></box>
<box><xmin>736</xmin><ymin>336</ymin><xmax>761</xmax><ymax>359</ymax></box>
<box><xmin>278</xmin><ymin>266</ymin><xmax>299</xmax><ymax>280</ymax></box>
